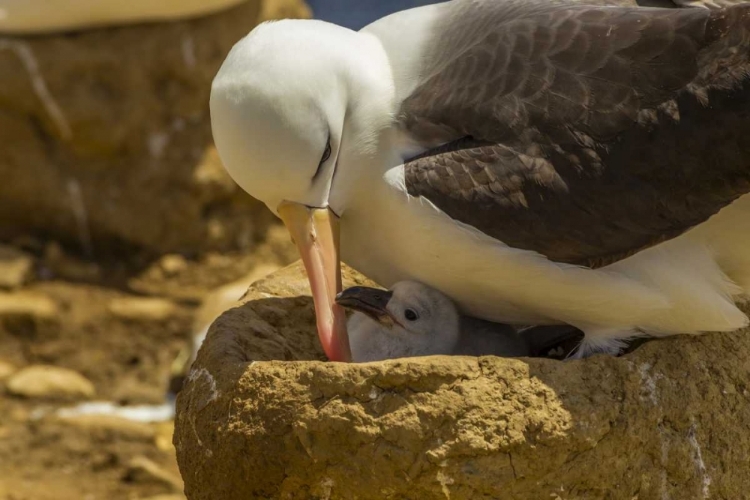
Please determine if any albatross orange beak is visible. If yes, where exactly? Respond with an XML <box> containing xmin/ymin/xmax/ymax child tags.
<box><xmin>277</xmin><ymin>201</ymin><xmax>351</xmax><ymax>362</ymax></box>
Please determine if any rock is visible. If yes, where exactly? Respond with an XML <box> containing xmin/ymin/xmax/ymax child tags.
<box><xmin>128</xmin><ymin>223</ymin><xmax>296</xmax><ymax>301</ymax></box>
<box><xmin>0</xmin><ymin>361</ymin><xmax>17</xmax><ymax>381</ymax></box>
<box><xmin>190</xmin><ymin>146</ymin><xmax>239</xmax><ymax>200</ymax></box>
<box><xmin>125</xmin><ymin>456</ymin><xmax>184</xmax><ymax>491</ymax></box>
<box><xmin>175</xmin><ymin>261</ymin><xmax>750</xmax><ymax>500</ymax></box>
<box><xmin>259</xmin><ymin>0</ymin><xmax>312</xmax><ymax>22</ymax></box>
<box><xmin>7</xmin><ymin>365</ymin><xmax>95</xmax><ymax>400</ymax></box>
<box><xmin>0</xmin><ymin>0</ymin><xmax>309</xmax><ymax>256</ymax></box>
<box><xmin>0</xmin><ymin>0</ymin><xmax>250</xmax><ymax>34</ymax></box>
<box><xmin>0</xmin><ymin>281</ymin><xmax>193</xmax><ymax>407</ymax></box>
<box><xmin>155</xmin><ymin>421</ymin><xmax>176</xmax><ymax>452</ymax></box>
<box><xmin>0</xmin><ymin>245</ymin><xmax>33</xmax><ymax>289</ymax></box>
<box><xmin>42</xmin><ymin>242</ymin><xmax>101</xmax><ymax>282</ymax></box>
<box><xmin>8</xmin><ymin>405</ymin><xmax>29</xmax><ymax>422</ymax></box>
<box><xmin>111</xmin><ymin>380</ymin><xmax>174</xmax><ymax>406</ymax></box>
<box><xmin>108</xmin><ymin>297</ymin><xmax>178</xmax><ymax>322</ymax></box>
<box><xmin>53</xmin><ymin>414</ymin><xmax>156</xmax><ymax>442</ymax></box>
<box><xmin>159</xmin><ymin>254</ymin><xmax>189</xmax><ymax>277</ymax></box>
<box><xmin>0</xmin><ymin>291</ymin><xmax>59</xmax><ymax>320</ymax></box>
<box><xmin>141</xmin><ymin>496</ymin><xmax>187</xmax><ymax>500</ymax></box>
<box><xmin>167</xmin><ymin>263</ymin><xmax>286</xmax><ymax>393</ymax></box>
<box><xmin>192</xmin><ymin>263</ymin><xmax>286</xmax><ymax>336</ymax></box>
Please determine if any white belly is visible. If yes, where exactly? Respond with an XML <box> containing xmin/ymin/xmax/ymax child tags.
<box><xmin>341</xmin><ymin>172</ymin><xmax>750</xmax><ymax>336</ymax></box>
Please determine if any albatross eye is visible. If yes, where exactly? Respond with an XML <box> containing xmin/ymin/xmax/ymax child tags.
<box><xmin>320</xmin><ymin>141</ymin><xmax>331</xmax><ymax>164</ymax></box>
<box><xmin>312</xmin><ymin>140</ymin><xmax>331</xmax><ymax>181</ymax></box>
<box><xmin>404</xmin><ymin>309</ymin><xmax>419</xmax><ymax>321</ymax></box>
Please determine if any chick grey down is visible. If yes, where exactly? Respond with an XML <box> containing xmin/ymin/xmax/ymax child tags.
<box><xmin>336</xmin><ymin>281</ymin><xmax>580</xmax><ymax>363</ymax></box>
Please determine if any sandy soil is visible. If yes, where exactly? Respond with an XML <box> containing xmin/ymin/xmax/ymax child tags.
<box><xmin>0</xmin><ymin>227</ymin><xmax>295</xmax><ymax>500</ymax></box>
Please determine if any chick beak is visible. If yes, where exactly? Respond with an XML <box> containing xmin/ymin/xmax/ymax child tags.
<box><xmin>335</xmin><ymin>286</ymin><xmax>395</xmax><ymax>327</ymax></box>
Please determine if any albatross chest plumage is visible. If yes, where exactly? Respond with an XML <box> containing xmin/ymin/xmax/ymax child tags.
<box><xmin>210</xmin><ymin>0</ymin><xmax>750</xmax><ymax>360</ymax></box>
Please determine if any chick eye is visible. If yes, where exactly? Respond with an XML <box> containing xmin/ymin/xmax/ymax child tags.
<box><xmin>404</xmin><ymin>309</ymin><xmax>419</xmax><ymax>321</ymax></box>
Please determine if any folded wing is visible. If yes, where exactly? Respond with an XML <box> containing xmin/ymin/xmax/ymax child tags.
<box><xmin>399</xmin><ymin>2</ymin><xmax>750</xmax><ymax>268</ymax></box>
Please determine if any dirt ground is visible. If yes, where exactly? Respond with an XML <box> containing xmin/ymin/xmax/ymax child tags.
<box><xmin>0</xmin><ymin>226</ymin><xmax>296</xmax><ymax>500</ymax></box>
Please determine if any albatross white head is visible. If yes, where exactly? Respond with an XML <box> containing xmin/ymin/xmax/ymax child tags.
<box><xmin>210</xmin><ymin>20</ymin><xmax>395</xmax><ymax>362</ymax></box>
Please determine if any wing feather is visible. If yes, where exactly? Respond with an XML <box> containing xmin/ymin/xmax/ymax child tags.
<box><xmin>399</xmin><ymin>1</ymin><xmax>750</xmax><ymax>267</ymax></box>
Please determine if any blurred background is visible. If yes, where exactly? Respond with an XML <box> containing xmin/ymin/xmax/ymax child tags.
<box><xmin>308</xmin><ymin>0</ymin><xmax>438</xmax><ymax>29</ymax></box>
<box><xmin>0</xmin><ymin>1</ymin><xmax>439</xmax><ymax>499</ymax></box>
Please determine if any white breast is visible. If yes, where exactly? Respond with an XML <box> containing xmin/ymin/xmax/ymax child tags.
<box><xmin>341</xmin><ymin>166</ymin><xmax>750</xmax><ymax>341</ymax></box>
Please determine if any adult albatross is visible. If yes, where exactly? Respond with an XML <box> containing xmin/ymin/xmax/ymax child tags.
<box><xmin>211</xmin><ymin>0</ymin><xmax>750</xmax><ymax>361</ymax></box>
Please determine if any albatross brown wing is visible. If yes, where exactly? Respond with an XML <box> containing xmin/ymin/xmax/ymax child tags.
<box><xmin>400</xmin><ymin>1</ymin><xmax>750</xmax><ymax>268</ymax></box>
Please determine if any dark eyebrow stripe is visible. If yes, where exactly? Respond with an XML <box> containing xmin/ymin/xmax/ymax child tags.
<box><xmin>312</xmin><ymin>134</ymin><xmax>331</xmax><ymax>183</ymax></box>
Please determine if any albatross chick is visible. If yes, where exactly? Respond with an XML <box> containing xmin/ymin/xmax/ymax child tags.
<box><xmin>336</xmin><ymin>281</ymin><xmax>578</xmax><ymax>362</ymax></box>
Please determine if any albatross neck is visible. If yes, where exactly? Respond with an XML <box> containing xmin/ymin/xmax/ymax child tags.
<box><xmin>326</xmin><ymin>28</ymin><xmax>401</xmax><ymax>213</ymax></box>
